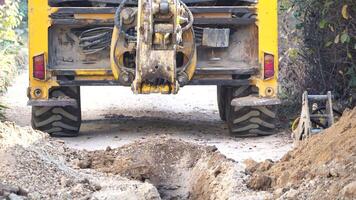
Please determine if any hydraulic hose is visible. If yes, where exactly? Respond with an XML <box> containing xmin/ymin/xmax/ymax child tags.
<box><xmin>115</xmin><ymin>0</ymin><xmax>129</xmax><ymax>30</ymax></box>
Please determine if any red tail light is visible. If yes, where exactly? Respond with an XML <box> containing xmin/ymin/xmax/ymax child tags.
<box><xmin>33</xmin><ymin>54</ymin><xmax>45</xmax><ymax>80</ymax></box>
<box><xmin>264</xmin><ymin>53</ymin><xmax>275</xmax><ymax>79</ymax></box>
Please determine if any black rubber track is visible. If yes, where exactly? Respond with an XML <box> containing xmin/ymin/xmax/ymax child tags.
<box><xmin>31</xmin><ymin>87</ymin><xmax>81</xmax><ymax>137</ymax></box>
<box><xmin>224</xmin><ymin>86</ymin><xmax>277</xmax><ymax>136</ymax></box>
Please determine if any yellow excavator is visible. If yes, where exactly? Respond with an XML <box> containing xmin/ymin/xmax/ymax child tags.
<box><xmin>28</xmin><ymin>0</ymin><xmax>280</xmax><ymax>137</ymax></box>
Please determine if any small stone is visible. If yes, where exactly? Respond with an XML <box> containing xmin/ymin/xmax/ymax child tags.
<box><xmin>274</xmin><ymin>187</ymin><xmax>287</xmax><ymax>197</ymax></box>
<box><xmin>277</xmin><ymin>171</ymin><xmax>290</xmax><ymax>186</ymax></box>
<box><xmin>105</xmin><ymin>146</ymin><xmax>112</xmax><ymax>151</ymax></box>
<box><xmin>283</xmin><ymin>188</ymin><xmax>298</xmax><ymax>200</ymax></box>
<box><xmin>340</xmin><ymin>181</ymin><xmax>356</xmax><ymax>199</ymax></box>
<box><xmin>247</xmin><ymin>174</ymin><xmax>272</xmax><ymax>190</ymax></box>
<box><xmin>0</xmin><ymin>183</ymin><xmax>19</xmax><ymax>194</ymax></box>
<box><xmin>280</xmin><ymin>152</ymin><xmax>291</xmax><ymax>162</ymax></box>
<box><xmin>60</xmin><ymin>177</ymin><xmax>73</xmax><ymax>187</ymax></box>
<box><xmin>257</xmin><ymin>159</ymin><xmax>274</xmax><ymax>172</ymax></box>
<box><xmin>80</xmin><ymin>178</ymin><xmax>90</xmax><ymax>184</ymax></box>
<box><xmin>207</xmin><ymin>145</ymin><xmax>218</xmax><ymax>152</ymax></box>
<box><xmin>329</xmin><ymin>168</ymin><xmax>339</xmax><ymax>177</ymax></box>
<box><xmin>72</xmin><ymin>183</ymin><xmax>85</xmax><ymax>194</ymax></box>
<box><xmin>77</xmin><ymin>159</ymin><xmax>92</xmax><ymax>169</ymax></box>
<box><xmin>93</xmin><ymin>184</ymin><xmax>102</xmax><ymax>191</ymax></box>
<box><xmin>28</xmin><ymin>192</ymin><xmax>41</xmax><ymax>199</ymax></box>
<box><xmin>8</xmin><ymin>193</ymin><xmax>25</xmax><ymax>200</ymax></box>
<box><xmin>17</xmin><ymin>188</ymin><xmax>27</xmax><ymax>196</ymax></box>
<box><xmin>315</xmin><ymin>165</ymin><xmax>329</xmax><ymax>177</ymax></box>
<box><xmin>244</xmin><ymin>159</ymin><xmax>259</xmax><ymax>173</ymax></box>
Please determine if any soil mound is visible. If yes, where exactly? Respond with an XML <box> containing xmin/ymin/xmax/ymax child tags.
<box><xmin>0</xmin><ymin>122</ymin><xmax>160</xmax><ymax>199</ymax></box>
<box><xmin>0</xmin><ymin>122</ymin><xmax>47</xmax><ymax>148</ymax></box>
<box><xmin>246</xmin><ymin>108</ymin><xmax>356</xmax><ymax>199</ymax></box>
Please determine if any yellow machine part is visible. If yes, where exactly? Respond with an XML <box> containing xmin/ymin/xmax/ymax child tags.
<box><xmin>28</xmin><ymin>0</ymin><xmax>279</xmax><ymax>99</ymax></box>
<box><xmin>28</xmin><ymin>0</ymin><xmax>58</xmax><ymax>100</ymax></box>
<box><xmin>255</xmin><ymin>0</ymin><xmax>279</xmax><ymax>98</ymax></box>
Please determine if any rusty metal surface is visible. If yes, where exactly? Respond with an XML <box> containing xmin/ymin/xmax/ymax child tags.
<box><xmin>231</xmin><ymin>96</ymin><xmax>281</xmax><ymax>107</ymax></box>
<box><xmin>202</xmin><ymin>28</ymin><xmax>230</xmax><ymax>47</ymax></box>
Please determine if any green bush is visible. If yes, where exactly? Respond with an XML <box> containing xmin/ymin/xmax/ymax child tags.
<box><xmin>0</xmin><ymin>0</ymin><xmax>25</xmax><ymax>120</ymax></box>
<box><xmin>279</xmin><ymin>0</ymin><xmax>355</xmax><ymax>117</ymax></box>
<box><xmin>293</xmin><ymin>0</ymin><xmax>356</xmax><ymax>107</ymax></box>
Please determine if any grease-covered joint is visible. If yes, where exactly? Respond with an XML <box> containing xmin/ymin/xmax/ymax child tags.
<box><xmin>121</xmin><ymin>8</ymin><xmax>136</xmax><ymax>25</ymax></box>
<box><xmin>119</xmin><ymin>71</ymin><xmax>135</xmax><ymax>86</ymax></box>
<box><xmin>178</xmin><ymin>72</ymin><xmax>189</xmax><ymax>86</ymax></box>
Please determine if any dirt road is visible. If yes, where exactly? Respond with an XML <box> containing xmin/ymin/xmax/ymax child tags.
<box><xmin>0</xmin><ymin>71</ymin><xmax>296</xmax><ymax>199</ymax></box>
<box><xmin>2</xmin><ymin>72</ymin><xmax>292</xmax><ymax>163</ymax></box>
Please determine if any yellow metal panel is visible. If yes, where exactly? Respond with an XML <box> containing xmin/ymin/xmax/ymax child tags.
<box><xmin>74</xmin><ymin>13</ymin><xmax>115</xmax><ymax>20</ymax></box>
<box><xmin>74</xmin><ymin>69</ymin><xmax>112</xmax><ymax>76</ymax></box>
<box><xmin>28</xmin><ymin>0</ymin><xmax>59</xmax><ymax>99</ymax></box>
<box><xmin>256</xmin><ymin>0</ymin><xmax>279</xmax><ymax>97</ymax></box>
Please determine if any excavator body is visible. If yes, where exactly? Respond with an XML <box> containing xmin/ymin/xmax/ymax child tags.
<box><xmin>28</xmin><ymin>0</ymin><xmax>280</xmax><ymax>136</ymax></box>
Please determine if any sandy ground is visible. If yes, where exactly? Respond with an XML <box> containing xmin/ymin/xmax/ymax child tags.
<box><xmin>1</xmin><ymin>72</ymin><xmax>292</xmax><ymax>164</ymax></box>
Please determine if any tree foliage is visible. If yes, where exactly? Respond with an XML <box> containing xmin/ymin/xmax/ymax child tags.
<box><xmin>279</xmin><ymin>0</ymin><xmax>356</xmax><ymax>115</ymax></box>
<box><xmin>0</xmin><ymin>0</ymin><xmax>25</xmax><ymax>120</ymax></box>
<box><xmin>294</xmin><ymin>0</ymin><xmax>356</xmax><ymax>107</ymax></box>
<box><xmin>0</xmin><ymin>0</ymin><xmax>22</xmax><ymax>44</ymax></box>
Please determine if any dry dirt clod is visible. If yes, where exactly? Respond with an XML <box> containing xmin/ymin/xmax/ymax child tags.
<box><xmin>281</xmin><ymin>188</ymin><xmax>298</xmax><ymax>200</ymax></box>
<box><xmin>246</xmin><ymin>108</ymin><xmax>356</xmax><ymax>200</ymax></box>
<box><xmin>77</xmin><ymin>158</ymin><xmax>92</xmax><ymax>169</ymax></box>
<box><xmin>247</xmin><ymin>174</ymin><xmax>272</xmax><ymax>190</ymax></box>
<box><xmin>244</xmin><ymin>159</ymin><xmax>259</xmax><ymax>174</ymax></box>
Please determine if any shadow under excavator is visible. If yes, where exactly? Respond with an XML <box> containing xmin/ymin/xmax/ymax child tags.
<box><xmin>79</xmin><ymin>112</ymin><xmax>227</xmax><ymax>137</ymax></box>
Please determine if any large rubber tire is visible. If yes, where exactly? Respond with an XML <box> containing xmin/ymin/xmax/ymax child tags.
<box><xmin>225</xmin><ymin>86</ymin><xmax>277</xmax><ymax>136</ymax></box>
<box><xmin>31</xmin><ymin>87</ymin><xmax>81</xmax><ymax>137</ymax></box>
<box><xmin>217</xmin><ymin>86</ymin><xmax>228</xmax><ymax>121</ymax></box>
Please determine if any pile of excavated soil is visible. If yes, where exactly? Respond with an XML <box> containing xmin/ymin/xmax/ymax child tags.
<box><xmin>0</xmin><ymin>121</ymin><xmax>269</xmax><ymax>200</ymax></box>
<box><xmin>245</xmin><ymin>108</ymin><xmax>356</xmax><ymax>200</ymax></box>
<box><xmin>76</xmin><ymin>138</ymin><xmax>267</xmax><ymax>199</ymax></box>
<box><xmin>0</xmin><ymin>122</ymin><xmax>161</xmax><ymax>199</ymax></box>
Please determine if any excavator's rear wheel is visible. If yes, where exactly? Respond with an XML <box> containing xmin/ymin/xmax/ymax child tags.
<box><xmin>217</xmin><ymin>86</ymin><xmax>227</xmax><ymax>121</ymax></box>
<box><xmin>31</xmin><ymin>87</ymin><xmax>81</xmax><ymax>137</ymax></box>
<box><xmin>223</xmin><ymin>86</ymin><xmax>277</xmax><ymax>136</ymax></box>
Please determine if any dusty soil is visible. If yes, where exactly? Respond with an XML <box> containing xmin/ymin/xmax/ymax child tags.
<box><xmin>0</xmin><ymin>122</ymin><xmax>161</xmax><ymax>200</ymax></box>
<box><xmin>1</xmin><ymin>72</ymin><xmax>295</xmax><ymax>199</ymax></box>
<box><xmin>1</xmin><ymin>72</ymin><xmax>292</xmax><ymax>163</ymax></box>
<box><xmin>0</xmin><ymin>121</ymin><xmax>272</xmax><ymax>199</ymax></box>
<box><xmin>77</xmin><ymin>138</ymin><xmax>269</xmax><ymax>199</ymax></box>
<box><xmin>246</xmin><ymin>108</ymin><xmax>356</xmax><ymax>200</ymax></box>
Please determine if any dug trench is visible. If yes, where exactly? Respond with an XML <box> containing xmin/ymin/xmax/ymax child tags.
<box><xmin>0</xmin><ymin>121</ymin><xmax>268</xmax><ymax>199</ymax></box>
<box><xmin>76</xmin><ymin>138</ymin><xmax>249</xmax><ymax>199</ymax></box>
